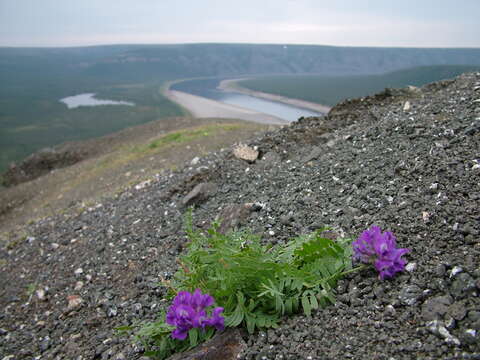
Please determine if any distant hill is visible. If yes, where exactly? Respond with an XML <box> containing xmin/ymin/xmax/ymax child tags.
<box><xmin>2</xmin><ymin>44</ymin><xmax>480</xmax><ymax>85</ymax></box>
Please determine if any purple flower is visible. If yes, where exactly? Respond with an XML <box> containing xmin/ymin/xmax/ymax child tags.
<box><xmin>353</xmin><ymin>226</ymin><xmax>410</xmax><ymax>280</ymax></box>
<box><xmin>203</xmin><ymin>306</ymin><xmax>225</xmax><ymax>331</ymax></box>
<box><xmin>166</xmin><ymin>289</ymin><xmax>224</xmax><ymax>340</ymax></box>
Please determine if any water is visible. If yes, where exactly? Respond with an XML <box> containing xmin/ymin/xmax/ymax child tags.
<box><xmin>171</xmin><ymin>79</ymin><xmax>322</xmax><ymax>122</ymax></box>
<box><xmin>60</xmin><ymin>93</ymin><xmax>135</xmax><ymax>109</ymax></box>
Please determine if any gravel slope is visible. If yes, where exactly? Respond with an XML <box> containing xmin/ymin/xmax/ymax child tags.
<box><xmin>1</xmin><ymin>73</ymin><xmax>479</xmax><ymax>359</ymax></box>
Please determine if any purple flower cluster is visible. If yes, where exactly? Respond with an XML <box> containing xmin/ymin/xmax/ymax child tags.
<box><xmin>352</xmin><ymin>225</ymin><xmax>410</xmax><ymax>280</ymax></box>
<box><xmin>166</xmin><ymin>289</ymin><xmax>225</xmax><ymax>340</ymax></box>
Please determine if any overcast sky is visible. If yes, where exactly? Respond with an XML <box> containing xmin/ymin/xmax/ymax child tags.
<box><xmin>0</xmin><ymin>0</ymin><xmax>479</xmax><ymax>48</ymax></box>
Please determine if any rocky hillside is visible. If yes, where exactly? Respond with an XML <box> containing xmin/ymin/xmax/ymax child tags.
<box><xmin>1</xmin><ymin>73</ymin><xmax>479</xmax><ymax>359</ymax></box>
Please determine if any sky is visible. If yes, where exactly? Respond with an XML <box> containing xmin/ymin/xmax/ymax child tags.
<box><xmin>0</xmin><ymin>0</ymin><xmax>479</xmax><ymax>48</ymax></box>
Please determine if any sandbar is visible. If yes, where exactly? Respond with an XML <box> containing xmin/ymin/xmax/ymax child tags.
<box><xmin>164</xmin><ymin>89</ymin><xmax>290</xmax><ymax>125</ymax></box>
<box><xmin>218</xmin><ymin>78</ymin><xmax>331</xmax><ymax>114</ymax></box>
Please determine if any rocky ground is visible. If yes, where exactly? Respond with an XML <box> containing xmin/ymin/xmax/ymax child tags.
<box><xmin>1</xmin><ymin>73</ymin><xmax>480</xmax><ymax>359</ymax></box>
<box><xmin>0</xmin><ymin>117</ymin><xmax>271</xmax><ymax>233</ymax></box>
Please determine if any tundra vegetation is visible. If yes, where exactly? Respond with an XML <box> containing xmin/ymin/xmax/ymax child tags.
<box><xmin>125</xmin><ymin>216</ymin><xmax>409</xmax><ymax>359</ymax></box>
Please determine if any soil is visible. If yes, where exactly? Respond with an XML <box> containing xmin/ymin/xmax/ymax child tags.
<box><xmin>1</xmin><ymin>73</ymin><xmax>480</xmax><ymax>360</ymax></box>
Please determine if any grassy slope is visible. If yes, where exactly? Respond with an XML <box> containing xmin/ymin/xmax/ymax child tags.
<box><xmin>238</xmin><ymin>65</ymin><xmax>480</xmax><ymax>106</ymax></box>
<box><xmin>0</xmin><ymin>116</ymin><xmax>274</xmax><ymax>234</ymax></box>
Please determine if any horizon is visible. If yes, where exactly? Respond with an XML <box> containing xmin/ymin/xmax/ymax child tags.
<box><xmin>1</xmin><ymin>1</ymin><xmax>479</xmax><ymax>48</ymax></box>
<box><xmin>1</xmin><ymin>42</ymin><xmax>480</xmax><ymax>50</ymax></box>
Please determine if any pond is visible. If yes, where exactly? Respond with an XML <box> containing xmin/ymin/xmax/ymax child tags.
<box><xmin>60</xmin><ymin>93</ymin><xmax>135</xmax><ymax>109</ymax></box>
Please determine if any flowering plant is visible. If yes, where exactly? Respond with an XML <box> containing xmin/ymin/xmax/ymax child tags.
<box><xmin>129</xmin><ymin>218</ymin><xmax>412</xmax><ymax>359</ymax></box>
<box><xmin>352</xmin><ymin>225</ymin><xmax>410</xmax><ymax>279</ymax></box>
<box><xmin>166</xmin><ymin>289</ymin><xmax>224</xmax><ymax>340</ymax></box>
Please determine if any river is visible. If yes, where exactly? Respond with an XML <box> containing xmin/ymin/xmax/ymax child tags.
<box><xmin>171</xmin><ymin>78</ymin><xmax>323</xmax><ymax>123</ymax></box>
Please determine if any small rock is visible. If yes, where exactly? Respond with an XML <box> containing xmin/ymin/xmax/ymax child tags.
<box><xmin>36</xmin><ymin>289</ymin><xmax>47</xmax><ymax>301</ymax></box>
<box><xmin>466</xmin><ymin>329</ymin><xmax>477</xmax><ymax>337</ymax></box>
<box><xmin>450</xmin><ymin>273</ymin><xmax>476</xmax><ymax>298</ymax></box>
<box><xmin>426</xmin><ymin>320</ymin><xmax>460</xmax><ymax>346</ymax></box>
<box><xmin>114</xmin><ymin>353</ymin><xmax>126</xmax><ymax>360</ymax></box>
<box><xmin>445</xmin><ymin>316</ymin><xmax>456</xmax><ymax>330</ymax></box>
<box><xmin>233</xmin><ymin>144</ymin><xmax>259</xmax><ymax>163</ymax></box>
<box><xmin>169</xmin><ymin>328</ymin><xmax>246</xmax><ymax>360</ymax></box>
<box><xmin>421</xmin><ymin>295</ymin><xmax>452</xmax><ymax>321</ymax></box>
<box><xmin>384</xmin><ymin>304</ymin><xmax>396</xmax><ymax>316</ymax></box>
<box><xmin>51</xmin><ymin>243</ymin><xmax>59</xmax><ymax>250</ymax></box>
<box><xmin>459</xmin><ymin>329</ymin><xmax>477</xmax><ymax>345</ymax></box>
<box><xmin>422</xmin><ymin>212</ymin><xmax>431</xmax><ymax>223</ymax></box>
<box><xmin>468</xmin><ymin>310</ymin><xmax>480</xmax><ymax>322</ymax></box>
<box><xmin>190</xmin><ymin>157</ymin><xmax>200</xmax><ymax>165</ymax></box>
<box><xmin>217</xmin><ymin>203</ymin><xmax>254</xmax><ymax>234</ymax></box>
<box><xmin>435</xmin><ymin>264</ymin><xmax>447</xmax><ymax>277</ymax></box>
<box><xmin>398</xmin><ymin>285</ymin><xmax>422</xmax><ymax>306</ymax></box>
<box><xmin>405</xmin><ymin>263</ymin><xmax>417</xmax><ymax>272</ymax></box>
<box><xmin>403</xmin><ymin>101</ymin><xmax>411</xmax><ymax>111</ymax></box>
<box><xmin>450</xmin><ymin>266</ymin><xmax>463</xmax><ymax>278</ymax></box>
<box><xmin>107</xmin><ymin>306</ymin><xmax>118</xmax><ymax>317</ymax></box>
<box><xmin>134</xmin><ymin>180</ymin><xmax>152</xmax><ymax>191</ymax></box>
<box><xmin>40</xmin><ymin>336</ymin><xmax>51</xmax><ymax>351</ymax></box>
<box><xmin>447</xmin><ymin>301</ymin><xmax>467</xmax><ymax>321</ymax></box>
<box><xmin>67</xmin><ymin>295</ymin><xmax>83</xmax><ymax>310</ymax></box>
<box><xmin>74</xmin><ymin>281</ymin><xmax>84</xmax><ymax>291</ymax></box>
<box><xmin>74</xmin><ymin>268</ymin><xmax>83</xmax><ymax>275</ymax></box>
<box><xmin>301</xmin><ymin>146</ymin><xmax>323</xmax><ymax>163</ymax></box>
<box><xmin>182</xmin><ymin>182</ymin><xmax>218</xmax><ymax>207</ymax></box>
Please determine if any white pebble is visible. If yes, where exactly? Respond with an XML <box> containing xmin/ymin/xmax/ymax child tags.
<box><xmin>405</xmin><ymin>263</ymin><xmax>417</xmax><ymax>272</ymax></box>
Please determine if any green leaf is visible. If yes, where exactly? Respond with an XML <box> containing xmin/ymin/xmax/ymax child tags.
<box><xmin>294</xmin><ymin>235</ymin><xmax>345</xmax><ymax>266</ymax></box>
<box><xmin>188</xmin><ymin>328</ymin><xmax>198</xmax><ymax>348</ymax></box>
<box><xmin>115</xmin><ymin>325</ymin><xmax>134</xmax><ymax>332</ymax></box>
<box><xmin>257</xmin><ymin>316</ymin><xmax>266</xmax><ymax>328</ymax></box>
<box><xmin>301</xmin><ymin>296</ymin><xmax>311</xmax><ymax>317</ymax></box>
<box><xmin>285</xmin><ymin>298</ymin><xmax>293</xmax><ymax>314</ymax></box>
<box><xmin>245</xmin><ymin>314</ymin><xmax>256</xmax><ymax>334</ymax></box>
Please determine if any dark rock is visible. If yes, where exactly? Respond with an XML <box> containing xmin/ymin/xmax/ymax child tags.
<box><xmin>421</xmin><ymin>295</ymin><xmax>453</xmax><ymax>321</ymax></box>
<box><xmin>169</xmin><ymin>328</ymin><xmax>246</xmax><ymax>360</ymax></box>
<box><xmin>467</xmin><ymin>311</ymin><xmax>480</xmax><ymax>323</ymax></box>
<box><xmin>450</xmin><ymin>273</ymin><xmax>476</xmax><ymax>299</ymax></box>
<box><xmin>447</xmin><ymin>301</ymin><xmax>468</xmax><ymax>321</ymax></box>
<box><xmin>398</xmin><ymin>285</ymin><xmax>423</xmax><ymax>306</ymax></box>
<box><xmin>217</xmin><ymin>203</ymin><xmax>254</xmax><ymax>233</ymax></box>
<box><xmin>301</xmin><ymin>146</ymin><xmax>323</xmax><ymax>163</ymax></box>
<box><xmin>182</xmin><ymin>182</ymin><xmax>218</xmax><ymax>207</ymax></box>
<box><xmin>435</xmin><ymin>264</ymin><xmax>447</xmax><ymax>277</ymax></box>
